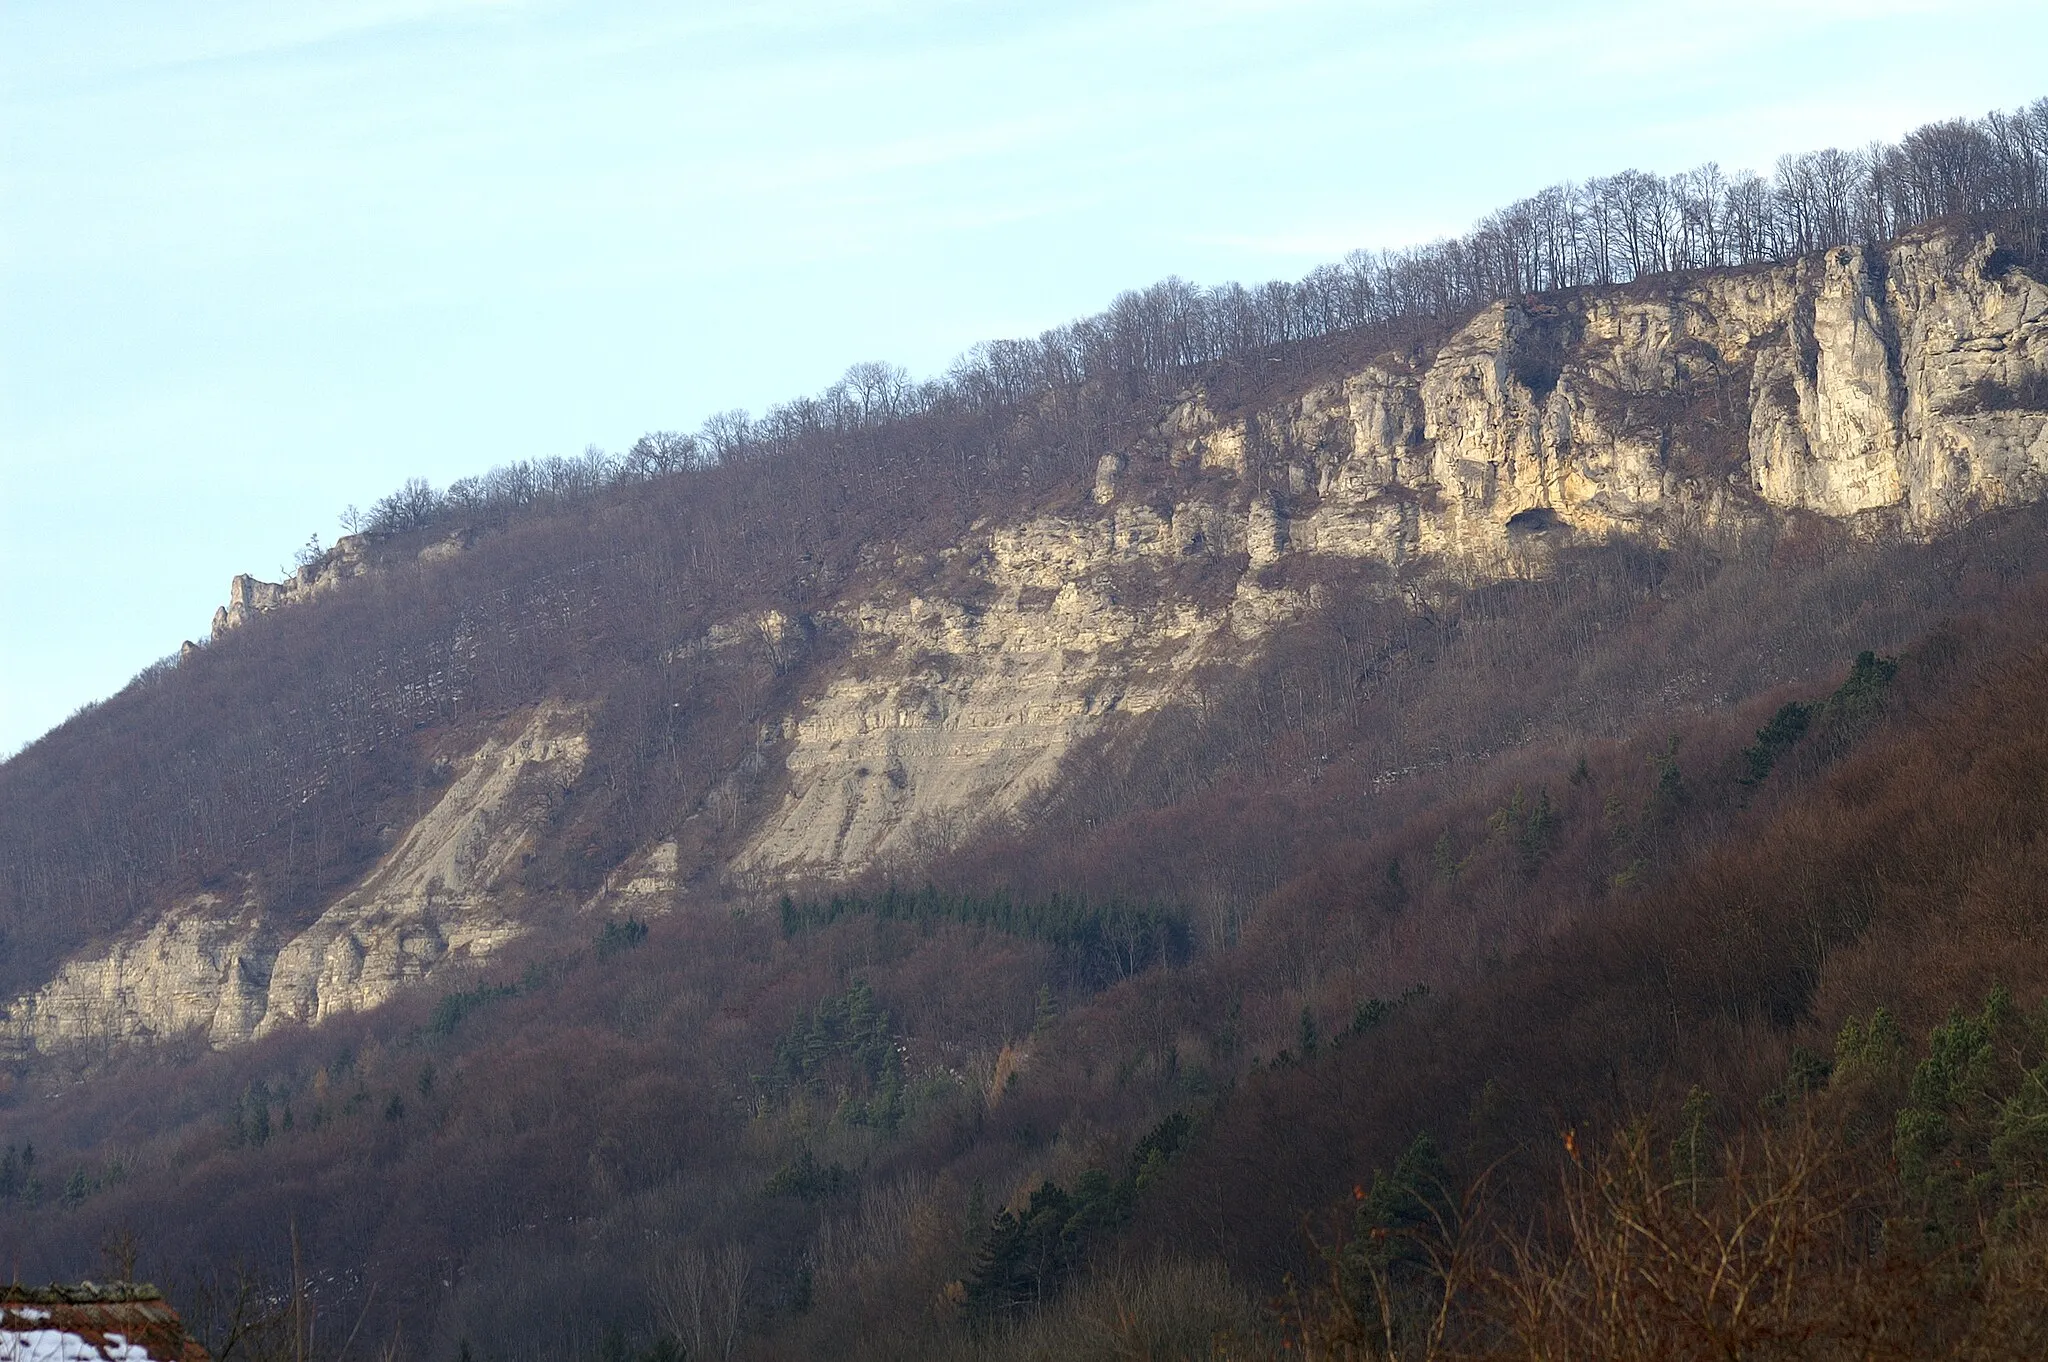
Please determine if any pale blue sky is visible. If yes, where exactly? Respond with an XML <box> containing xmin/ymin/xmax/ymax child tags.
<box><xmin>4</xmin><ymin>0</ymin><xmax>2044</xmax><ymax>756</ymax></box>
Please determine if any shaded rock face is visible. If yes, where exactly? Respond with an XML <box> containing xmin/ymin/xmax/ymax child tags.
<box><xmin>10</xmin><ymin>706</ymin><xmax>586</xmax><ymax>1051</ymax></box>
<box><xmin>30</xmin><ymin>231</ymin><xmax>2045</xmax><ymax>1056</ymax></box>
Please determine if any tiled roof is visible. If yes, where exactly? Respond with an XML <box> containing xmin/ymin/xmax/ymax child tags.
<box><xmin>0</xmin><ymin>1285</ymin><xmax>210</xmax><ymax>1362</ymax></box>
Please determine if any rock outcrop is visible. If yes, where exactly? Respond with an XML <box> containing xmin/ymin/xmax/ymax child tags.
<box><xmin>211</xmin><ymin>534</ymin><xmax>371</xmax><ymax>637</ymax></box>
<box><xmin>210</xmin><ymin>531</ymin><xmax>470</xmax><ymax>637</ymax></box>
<box><xmin>732</xmin><ymin>231</ymin><xmax>2047</xmax><ymax>882</ymax></box>
<box><xmin>729</xmin><ymin>517</ymin><xmax>1241</xmax><ymax>879</ymax></box>
<box><xmin>584</xmin><ymin>840</ymin><xmax>682</xmax><ymax>916</ymax></box>
<box><xmin>1273</xmin><ymin>231</ymin><xmax>2047</xmax><ymax>571</ymax></box>
<box><xmin>254</xmin><ymin>702</ymin><xmax>586</xmax><ymax>1034</ymax></box>
<box><xmin>4</xmin><ymin>886</ymin><xmax>275</xmax><ymax>1054</ymax></box>
<box><xmin>9</xmin><ymin>705</ymin><xmax>586</xmax><ymax>1050</ymax></box>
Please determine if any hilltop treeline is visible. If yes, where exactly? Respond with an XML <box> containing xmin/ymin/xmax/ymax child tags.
<box><xmin>345</xmin><ymin>96</ymin><xmax>2047</xmax><ymax>543</ymax></box>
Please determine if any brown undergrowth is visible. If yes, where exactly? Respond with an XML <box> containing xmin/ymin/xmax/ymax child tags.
<box><xmin>1277</xmin><ymin>1109</ymin><xmax>2048</xmax><ymax>1362</ymax></box>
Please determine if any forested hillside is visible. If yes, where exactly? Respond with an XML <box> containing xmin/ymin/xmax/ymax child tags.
<box><xmin>1</xmin><ymin>98</ymin><xmax>2047</xmax><ymax>1361</ymax></box>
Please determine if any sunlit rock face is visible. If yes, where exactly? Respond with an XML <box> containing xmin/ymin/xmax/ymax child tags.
<box><xmin>1743</xmin><ymin>235</ymin><xmax>2048</xmax><ymax>521</ymax></box>
<box><xmin>1283</xmin><ymin>232</ymin><xmax>2048</xmax><ymax>563</ymax></box>
<box><xmin>5</xmin><ymin>887</ymin><xmax>276</xmax><ymax>1054</ymax></box>
<box><xmin>1884</xmin><ymin>233</ymin><xmax>2048</xmax><ymax>516</ymax></box>
<box><xmin>734</xmin><ymin>230</ymin><xmax>2047</xmax><ymax>882</ymax></box>
<box><xmin>24</xmin><ymin>229</ymin><xmax>2045</xmax><ymax>1056</ymax></box>
<box><xmin>210</xmin><ymin>534</ymin><xmax>374</xmax><ymax>637</ymax></box>
<box><xmin>727</xmin><ymin>516</ymin><xmax>1236</xmax><ymax>882</ymax></box>
<box><xmin>209</xmin><ymin>531</ymin><xmax>471</xmax><ymax>638</ymax></box>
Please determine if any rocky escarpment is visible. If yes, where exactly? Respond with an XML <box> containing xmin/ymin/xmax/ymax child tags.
<box><xmin>192</xmin><ymin>230</ymin><xmax>2048</xmax><ymax>895</ymax></box>
<box><xmin>734</xmin><ymin>230</ymin><xmax>2046</xmax><ymax>881</ymax></box>
<box><xmin>1275</xmin><ymin>230</ymin><xmax>2046</xmax><ymax>571</ymax></box>
<box><xmin>21</xmin><ymin>228</ymin><xmax>2045</xmax><ymax>1057</ymax></box>
<box><xmin>210</xmin><ymin>534</ymin><xmax>372</xmax><ymax>637</ymax></box>
<box><xmin>7</xmin><ymin>705</ymin><xmax>586</xmax><ymax>1051</ymax></box>
<box><xmin>209</xmin><ymin>531</ymin><xmax>466</xmax><ymax>638</ymax></box>
<box><xmin>729</xmin><ymin>515</ymin><xmax>1272</xmax><ymax>880</ymax></box>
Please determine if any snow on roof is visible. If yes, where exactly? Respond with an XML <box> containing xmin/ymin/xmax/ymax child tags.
<box><xmin>0</xmin><ymin>1326</ymin><xmax>155</xmax><ymax>1360</ymax></box>
<box><xmin>0</xmin><ymin>1288</ymin><xmax>209</xmax><ymax>1362</ymax></box>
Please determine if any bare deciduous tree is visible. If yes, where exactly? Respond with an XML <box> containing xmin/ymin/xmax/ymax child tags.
<box><xmin>652</xmin><ymin>1242</ymin><xmax>750</xmax><ymax>1360</ymax></box>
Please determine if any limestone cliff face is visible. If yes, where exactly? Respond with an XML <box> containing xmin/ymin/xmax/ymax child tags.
<box><xmin>729</xmin><ymin>516</ymin><xmax>1245</xmax><ymax>879</ymax></box>
<box><xmin>1275</xmin><ymin>231</ymin><xmax>2047</xmax><ymax>573</ymax></box>
<box><xmin>5</xmin><ymin>888</ymin><xmax>276</xmax><ymax>1053</ymax></box>
<box><xmin>254</xmin><ymin>702</ymin><xmax>585</xmax><ymax>1035</ymax></box>
<box><xmin>732</xmin><ymin>230</ymin><xmax>2047</xmax><ymax>882</ymax></box>
<box><xmin>23</xmin><ymin>229</ymin><xmax>2046</xmax><ymax>1056</ymax></box>
<box><xmin>10</xmin><ymin>706</ymin><xmax>586</xmax><ymax>1051</ymax></box>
